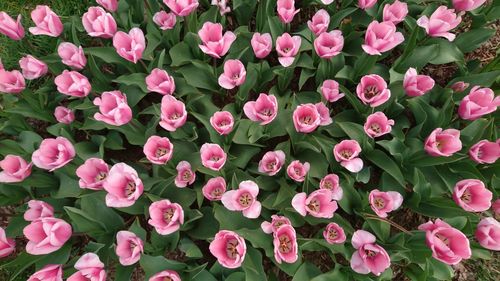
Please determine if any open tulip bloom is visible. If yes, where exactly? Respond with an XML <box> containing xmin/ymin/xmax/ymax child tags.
<box><xmin>1</xmin><ymin>0</ymin><xmax>499</xmax><ymax>279</ymax></box>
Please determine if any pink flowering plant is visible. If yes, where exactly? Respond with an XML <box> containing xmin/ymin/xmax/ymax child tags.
<box><xmin>0</xmin><ymin>0</ymin><xmax>499</xmax><ymax>280</ymax></box>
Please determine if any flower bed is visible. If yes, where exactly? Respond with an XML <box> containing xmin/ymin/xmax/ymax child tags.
<box><xmin>0</xmin><ymin>0</ymin><xmax>499</xmax><ymax>280</ymax></box>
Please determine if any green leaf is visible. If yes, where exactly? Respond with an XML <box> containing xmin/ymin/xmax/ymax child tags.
<box><xmin>455</xmin><ymin>28</ymin><xmax>495</xmax><ymax>53</ymax></box>
<box><xmin>242</xmin><ymin>247</ymin><xmax>268</xmax><ymax>281</ymax></box>
<box><xmin>64</xmin><ymin>206</ymin><xmax>107</xmax><ymax>235</ymax></box>
<box><xmin>365</xmin><ymin>149</ymin><xmax>405</xmax><ymax>187</ymax></box>
<box><xmin>140</xmin><ymin>255</ymin><xmax>187</xmax><ymax>279</ymax></box>
<box><xmin>169</xmin><ymin>42</ymin><xmax>194</xmax><ymax>67</ymax></box>
<box><xmin>292</xmin><ymin>262</ymin><xmax>321</xmax><ymax>281</ymax></box>
<box><xmin>113</xmin><ymin>73</ymin><xmax>148</xmax><ymax>93</ymax></box>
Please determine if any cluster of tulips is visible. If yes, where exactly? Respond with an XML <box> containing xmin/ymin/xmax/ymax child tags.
<box><xmin>0</xmin><ymin>0</ymin><xmax>499</xmax><ymax>280</ymax></box>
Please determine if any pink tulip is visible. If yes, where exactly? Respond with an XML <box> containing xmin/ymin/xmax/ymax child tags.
<box><xmin>143</xmin><ymin>136</ymin><xmax>174</xmax><ymax>165</ymax></box>
<box><xmin>76</xmin><ymin>158</ymin><xmax>109</xmax><ymax>190</ymax></box>
<box><xmin>32</xmin><ymin>137</ymin><xmax>75</xmax><ymax>171</ymax></box>
<box><xmin>0</xmin><ymin>12</ymin><xmax>24</xmax><ymax>40</ymax></box>
<box><xmin>258</xmin><ymin>150</ymin><xmax>286</xmax><ymax>176</ymax></box>
<box><xmin>356</xmin><ymin>74</ymin><xmax>391</xmax><ymax>107</ymax></box>
<box><xmin>24</xmin><ymin>200</ymin><xmax>54</xmax><ymax>221</ymax></box>
<box><xmin>475</xmin><ymin>217</ymin><xmax>500</xmax><ymax>251</ymax></box>
<box><xmin>277</xmin><ymin>0</ymin><xmax>300</xmax><ymax>24</ymax></box>
<box><xmin>198</xmin><ymin>22</ymin><xmax>236</xmax><ymax>58</ymax></box>
<box><xmin>333</xmin><ymin>140</ymin><xmax>363</xmax><ymax>173</ymax></box>
<box><xmin>19</xmin><ymin>55</ymin><xmax>48</xmax><ymax>80</ymax></box>
<box><xmin>221</xmin><ymin>180</ymin><xmax>262</xmax><ymax>219</ymax></box>
<box><xmin>323</xmin><ymin>222</ymin><xmax>346</xmax><ymax>244</ymax></box>
<box><xmin>243</xmin><ymin>93</ymin><xmax>278</xmax><ymax>125</ymax></box>
<box><xmin>24</xmin><ymin>217</ymin><xmax>72</xmax><ymax>255</ymax></box>
<box><xmin>174</xmin><ymin>161</ymin><xmax>196</xmax><ymax>188</ymax></box>
<box><xmin>450</xmin><ymin>81</ymin><xmax>469</xmax><ymax>92</ymax></box>
<box><xmin>67</xmin><ymin>253</ymin><xmax>106</xmax><ymax>281</ymax></box>
<box><xmin>54</xmin><ymin>106</ymin><xmax>75</xmax><ymax>124</ymax></box>
<box><xmin>29</xmin><ymin>5</ymin><xmax>63</xmax><ymax>37</ymax></box>
<box><xmin>458</xmin><ymin>86</ymin><xmax>500</xmax><ymax>120</ymax></box>
<box><xmin>218</xmin><ymin>59</ymin><xmax>246</xmax><ymax>89</ymax></box>
<box><xmin>93</xmin><ymin>90</ymin><xmax>132</xmax><ymax>126</ymax></box>
<box><xmin>153</xmin><ymin>11</ymin><xmax>176</xmax><ymax>30</ymax></box>
<box><xmin>200</xmin><ymin>143</ymin><xmax>227</xmax><ymax>171</ymax></box>
<box><xmin>321</xmin><ymin>79</ymin><xmax>345</xmax><ymax>102</ymax></box>
<box><xmin>321</xmin><ymin>0</ymin><xmax>335</xmax><ymax>4</ymax></box>
<box><xmin>293</xmin><ymin>104</ymin><xmax>321</xmax><ymax>133</ymax></box>
<box><xmin>212</xmin><ymin>0</ymin><xmax>231</xmax><ymax>16</ymax></box>
<box><xmin>0</xmin><ymin>227</ymin><xmax>15</xmax><ymax>258</ymax></box>
<box><xmin>210</xmin><ymin>111</ymin><xmax>234</xmax><ymax>135</ymax></box>
<box><xmin>369</xmin><ymin>189</ymin><xmax>403</xmax><ymax>218</ymax></box>
<box><xmin>146</xmin><ymin>68</ymin><xmax>175</xmax><ymax>95</ymax></box>
<box><xmin>358</xmin><ymin>0</ymin><xmax>378</xmax><ymax>10</ymax></box>
<box><xmin>160</xmin><ymin>95</ymin><xmax>187</xmax><ymax>131</ymax></box>
<box><xmin>424</xmin><ymin>128</ymin><xmax>462</xmax><ymax>157</ymax></box>
<box><xmin>0</xmin><ymin>69</ymin><xmax>25</xmax><ymax>94</ymax></box>
<box><xmin>319</xmin><ymin>174</ymin><xmax>343</xmax><ymax>200</ymax></box>
<box><xmin>286</xmin><ymin>160</ymin><xmax>310</xmax><ymax>182</ymax></box>
<box><xmin>148</xmin><ymin>199</ymin><xmax>184</xmax><ymax>235</ymax></box>
<box><xmin>261</xmin><ymin>215</ymin><xmax>291</xmax><ymax>234</ymax></box>
<box><xmin>163</xmin><ymin>0</ymin><xmax>199</xmax><ymax>17</ymax></box>
<box><xmin>292</xmin><ymin>189</ymin><xmax>338</xmax><ymax>218</ymax></box>
<box><xmin>383</xmin><ymin>0</ymin><xmax>408</xmax><ymax>24</ymax></box>
<box><xmin>315</xmin><ymin>102</ymin><xmax>333</xmax><ymax>126</ymax></box>
<box><xmin>149</xmin><ymin>270</ymin><xmax>181</xmax><ymax>281</ymax></box>
<box><xmin>115</xmin><ymin>231</ymin><xmax>143</xmax><ymax>266</ymax></box>
<box><xmin>209</xmin><ymin>230</ymin><xmax>246</xmax><ymax>268</ymax></box>
<box><xmin>251</xmin><ymin>32</ymin><xmax>272</xmax><ymax>58</ymax></box>
<box><xmin>364</xmin><ymin>112</ymin><xmax>394</xmax><ymax>138</ymax></box>
<box><xmin>453</xmin><ymin>0</ymin><xmax>486</xmax><ymax>12</ymax></box>
<box><xmin>453</xmin><ymin>179</ymin><xmax>492</xmax><ymax>212</ymax></box>
<box><xmin>113</xmin><ymin>28</ymin><xmax>145</xmax><ymax>63</ymax></box>
<box><xmin>82</xmin><ymin>6</ymin><xmax>117</xmax><ymax>39</ymax></box>
<box><xmin>202</xmin><ymin>177</ymin><xmax>226</xmax><ymax>201</ymax></box>
<box><xmin>418</xmin><ymin>219</ymin><xmax>471</xmax><ymax>265</ymax></box>
<box><xmin>403</xmin><ymin>68</ymin><xmax>435</xmax><ymax>97</ymax></box>
<box><xmin>417</xmin><ymin>6</ymin><xmax>461</xmax><ymax>41</ymax></box>
<box><xmin>350</xmin><ymin>230</ymin><xmax>391</xmax><ymax>276</ymax></box>
<box><xmin>28</xmin><ymin>264</ymin><xmax>63</xmax><ymax>281</ymax></box>
<box><xmin>276</xmin><ymin>33</ymin><xmax>301</xmax><ymax>67</ymax></box>
<box><xmin>0</xmin><ymin>155</ymin><xmax>32</xmax><ymax>183</ymax></box>
<box><xmin>469</xmin><ymin>139</ymin><xmax>500</xmax><ymax>164</ymax></box>
<box><xmin>103</xmin><ymin>163</ymin><xmax>143</xmax><ymax>208</ymax></box>
<box><xmin>97</xmin><ymin>0</ymin><xmax>118</xmax><ymax>12</ymax></box>
<box><xmin>314</xmin><ymin>30</ymin><xmax>344</xmax><ymax>59</ymax></box>
<box><xmin>54</xmin><ymin>70</ymin><xmax>91</xmax><ymax>97</ymax></box>
<box><xmin>273</xmin><ymin>224</ymin><xmax>298</xmax><ymax>264</ymax></box>
<box><xmin>308</xmin><ymin>9</ymin><xmax>330</xmax><ymax>36</ymax></box>
<box><xmin>362</xmin><ymin>20</ymin><xmax>404</xmax><ymax>55</ymax></box>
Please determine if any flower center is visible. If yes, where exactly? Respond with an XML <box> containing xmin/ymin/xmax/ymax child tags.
<box><xmin>226</xmin><ymin>238</ymin><xmax>239</xmax><ymax>259</ymax></box>
<box><xmin>374</xmin><ymin>197</ymin><xmax>385</xmax><ymax>209</ymax></box>
<box><xmin>370</xmin><ymin>123</ymin><xmax>381</xmax><ymax>133</ymax></box>
<box><xmin>126</xmin><ymin>181</ymin><xmax>136</xmax><ymax>196</ymax></box>
<box><xmin>211</xmin><ymin>188</ymin><xmax>223</xmax><ymax>198</ymax></box>
<box><xmin>163</xmin><ymin>207</ymin><xmax>175</xmax><ymax>223</ymax></box>
<box><xmin>211</xmin><ymin>155</ymin><xmax>220</xmax><ymax>162</ymax></box>
<box><xmin>260</xmin><ymin>108</ymin><xmax>273</xmax><ymax>117</ymax></box>
<box><xmin>323</xmin><ymin>181</ymin><xmax>332</xmax><ymax>189</ymax></box>
<box><xmin>182</xmin><ymin>171</ymin><xmax>192</xmax><ymax>181</ymax></box>
<box><xmin>95</xmin><ymin>171</ymin><xmax>107</xmax><ymax>181</ymax></box>
<box><xmin>170</xmin><ymin>112</ymin><xmax>181</xmax><ymax>120</ymax></box>
<box><xmin>283</xmin><ymin>47</ymin><xmax>291</xmax><ymax>53</ymax></box>
<box><xmin>307</xmin><ymin>199</ymin><xmax>320</xmax><ymax>212</ymax></box>
<box><xmin>279</xmin><ymin>235</ymin><xmax>292</xmax><ymax>253</ymax></box>
<box><xmin>460</xmin><ymin>189</ymin><xmax>471</xmax><ymax>203</ymax></box>
<box><xmin>238</xmin><ymin>192</ymin><xmax>253</xmax><ymax>207</ymax></box>
<box><xmin>163</xmin><ymin>277</ymin><xmax>173</xmax><ymax>281</ymax></box>
<box><xmin>156</xmin><ymin>147</ymin><xmax>168</xmax><ymax>157</ymax></box>
<box><xmin>364</xmin><ymin>86</ymin><xmax>380</xmax><ymax>99</ymax></box>
<box><xmin>341</xmin><ymin>150</ymin><xmax>352</xmax><ymax>159</ymax></box>
<box><xmin>232</xmin><ymin>74</ymin><xmax>240</xmax><ymax>80</ymax></box>
<box><xmin>301</xmin><ymin>115</ymin><xmax>313</xmax><ymax>125</ymax></box>
<box><xmin>267</xmin><ymin>161</ymin><xmax>276</xmax><ymax>170</ymax></box>
<box><xmin>328</xmin><ymin>229</ymin><xmax>338</xmax><ymax>240</ymax></box>
<box><xmin>436</xmin><ymin>233</ymin><xmax>450</xmax><ymax>246</ymax></box>
<box><xmin>365</xmin><ymin>249</ymin><xmax>376</xmax><ymax>257</ymax></box>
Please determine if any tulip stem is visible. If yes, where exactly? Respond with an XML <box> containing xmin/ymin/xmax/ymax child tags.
<box><xmin>363</xmin><ymin>213</ymin><xmax>413</xmax><ymax>235</ymax></box>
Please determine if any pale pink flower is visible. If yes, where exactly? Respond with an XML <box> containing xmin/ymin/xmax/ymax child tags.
<box><xmin>453</xmin><ymin>179</ymin><xmax>492</xmax><ymax>212</ymax></box>
<box><xmin>202</xmin><ymin>177</ymin><xmax>226</xmax><ymax>201</ymax></box>
<box><xmin>210</xmin><ymin>111</ymin><xmax>235</xmax><ymax>135</ymax></box>
<box><xmin>364</xmin><ymin>112</ymin><xmax>394</xmax><ymax>138</ymax></box>
<box><xmin>148</xmin><ymin>199</ymin><xmax>184</xmax><ymax>235</ymax></box>
<box><xmin>251</xmin><ymin>32</ymin><xmax>272</xmax><ymax>58</ymax></box>
<box><xmin>221</xmin><ymin>180</ymin><xmax>262</xmax><ymax>219</ymax></box>
<box><xmin>218</xmin><ymin>59</ymin><xmax>246</xmax><ymax>89</ymax></box>
<box><xmin>276</xmin><ymin>33</ymin><xmax>301</xmax><ymax>67</ymax></box>
<box><xmin>160</xmin><ymin>95</ymin><xmax>187</xmax><ymax>131</ymax></box>
<box><xmin>323</xmin><ymin>222</ymin><xmax>346</xmax><ymax>244</ymax></box>
<box><xmin>286</xmin><ymin>160</ymin><xmax>310</xmax><ymax>182</ymax></box>
<box><xmin>424</xmin><ymin>128</ymin><xmax>462</xmax><ymax>157</ymax></box>
<box><xmin>362</xmin><ymin>20</ymin><xmax>404</xmax><ymax>55</ymax></box>
<box><xmin>356</xmin><ymin>74</ymin><xmax>391</xmax><ymax>107</ymax></box>
<box><xmin>93</xmin><ymin>90</ymin><xmax>132</xmax><ymax>126</ymax></box>
<box><xmin>113</xmin><ymin>28</ymin><xmax>145</xmax><ymax>63</ymax></box>
<box><xmin>243</xmin><ymin>93</ymin><xmax>278</xmax><ymax>125</ymax></box>
<box><xmin>0</xmin><ymin>155</ymin><xmax>32</xmax><ymax>183</ymax></box>
<box><xmin>103</xmin><ymin>163</ymin><xmax>143</xmax><ymax>208</ymax></box>
<box><xmin>76</xmin><ymin>158</ymin><xmax>109</xmax><ymax>190</ymax></box>
<box><xmin>143</xmin><ymin>136</ymin><xmax>174</xmax><ymax>165</ymax></box>
<box><xmin>32</xmin><ymin>137</ymin><xmax>75</xmax><ymax>171</ymax></box>
<box><xmin>153</xmin><ymin>11</ymin><xmax>176</xmax><ymax>30</ymax></box>
<box><xmin>209</xmin><ymin>230</ymin><xmax>246</xmax><ymax>268</ymax></box>
<box><xmin>200</xmin><ymin>143</ymin><xmax>227</xmax><ymax>171</ymax></box>
<box><xmin>292</xmin><ymin>189</ymin><xmax>338</xmax><ymax>218</ymax></box>
<box><xmin>350</xmin><ymin>230</ymin><xmax>391</xmax><ymax>276</ymax></box>
<box><xmin>273</xmin><ymin>225</ymin><xmax>298</xmax><ymax>264</ymax></box>
<box><xmin>115</xmin><ymin>231</ymin><xmax>144</xmax><ymax>266</ymax></box>
<box><xmin>403</xmin><ymin>67</ymin><xmax>435</xmax><ymax>97</ymax></box>
<box><xmin>417</xmin><ymin>6</ymin><xmax>462</xmax><ymax>41</ymax></box>
<box><xmin>198</xmin><ymin>21</ymin><xmax>236</xmax><ymax>58</ymax></box>
<box><xmin>174</xmin><ymin>161</ymin><xmax>196</xmax><ymax>188</ymax></box>
<box><xmin>29</xmin><ymin>5</ymin><xmax>63</xmax><ymax>37</ymax></box>
<box><xmin>19</xmin><ymin>55</ymin><xmax>48</xmax><ymax>80</ymax></box>
<box><xmin>333</xmin><ymin>140</ymin><xmax>363</xmax><ymax>173</ymax></box>
<box><xmin>258</xmin><ymin>150</ymin><xmax>286</xmax><ymax>176</ymax></box>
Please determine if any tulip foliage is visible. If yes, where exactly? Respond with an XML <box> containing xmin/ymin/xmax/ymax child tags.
<box><xmin>0</xmin><ymin>0</ymin><xmax>499</xmax><ymax>280</ymax></box>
